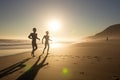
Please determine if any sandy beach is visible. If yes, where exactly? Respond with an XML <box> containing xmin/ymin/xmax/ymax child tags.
<box><xmin>0</xmin><ymin>41</ymin><xmax>120</xmax><ymax>80</ymax></box>
<box><xmin>1</xmin><ymin>0</ymin><xmax>120</xmax><ymax>80</ymax></box>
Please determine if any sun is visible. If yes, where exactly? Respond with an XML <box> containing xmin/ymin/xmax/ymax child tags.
<box><xmin>48</xmin><ymin>19</ymin><xmax>61</xmax><ymax>31</ymax></box>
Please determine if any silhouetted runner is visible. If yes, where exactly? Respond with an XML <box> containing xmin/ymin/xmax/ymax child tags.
<box><xmin>42</xmin><ymin>31</ymin><xmax>52</xmax><ymax>54</ymax></box>
<box><xmin>28</xmin><ymin>28</ymin><xmax>40</xmax><ymax>57</ymax></box>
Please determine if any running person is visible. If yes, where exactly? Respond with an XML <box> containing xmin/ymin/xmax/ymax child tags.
<box><xmin>42</xmin><ymin>31</ymin><xmax>51</xmax><ymax>54</ymax></box>
<box><xmin>28</xmin><ymin>28</ymin><xmax>40</xmax><ymax>57</ymax></box>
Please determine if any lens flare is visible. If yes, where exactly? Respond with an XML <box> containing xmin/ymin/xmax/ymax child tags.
<box><xmin>63</xmin><ymin>68</ymin><xmax>68</xmax><ymax>74</ymax></box>
<box><xmin>62</xmin><ymin>68</ymin><xmax>71</xmax><ymax>77</ymax></box>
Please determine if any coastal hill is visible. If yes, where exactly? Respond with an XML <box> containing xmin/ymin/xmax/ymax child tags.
<box><xmin>87</xmin><ymin>24</ymin><xmax>120</xmax><ymax>40</ymax></box>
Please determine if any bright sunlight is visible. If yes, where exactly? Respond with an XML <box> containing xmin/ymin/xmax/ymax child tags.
<box><xmin>48</xmin><ymin>19</ymin><xmax>61</xmax><ymax>31</ymax></box>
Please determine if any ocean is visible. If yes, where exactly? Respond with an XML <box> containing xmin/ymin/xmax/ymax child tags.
<box><xmin>0</xmin><ymin>39</ymin><xmax>71</xmax><ymax>57</ymax></box>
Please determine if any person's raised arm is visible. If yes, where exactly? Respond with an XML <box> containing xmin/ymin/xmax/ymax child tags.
<box><xmin>28</xmin><ymin>33</ymin><xmax>32</xmax><ymax>39</ymax></box>
<box><xmin>42</xmin><ymin>36</ymin><xmax>45</xmax><ymax>44</ymax></box>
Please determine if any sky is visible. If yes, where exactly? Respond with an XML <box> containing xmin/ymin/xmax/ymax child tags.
<box><xmin>0</xmin><ymin>0</ymin><xmax>120</xmax><ymax>42</ymax></box>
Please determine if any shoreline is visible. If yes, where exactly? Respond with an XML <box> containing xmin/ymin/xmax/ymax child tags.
<box><xmin>0</xmin><ymin>49</ymin><xmax>31</xmax><ymax>57</ymax></box>
<box><xmin>0</xmin><ymin>50</ymin><xmax>31</xmax><ymax>58</ymax></box>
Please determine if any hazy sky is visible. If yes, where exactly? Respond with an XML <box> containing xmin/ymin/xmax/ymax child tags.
<box><xmin>0</xmin><ymin>0</ymin><xmax>120</xmax><ymax>41</ymax></box>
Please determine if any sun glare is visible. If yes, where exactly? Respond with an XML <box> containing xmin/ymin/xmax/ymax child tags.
<box><xmin>48</xmin><ymin>19</ymin><xmax>61</xmax><ymax>31</ymax></box>
<box><xmin>51</xmin><ymin>43</ymin><xmax>62</xmax><ymax>48</ymax></box>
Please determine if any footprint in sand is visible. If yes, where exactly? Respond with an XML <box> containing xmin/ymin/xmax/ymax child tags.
<box><xmin>87</xmin><ymin>56</ymin><xmax>92</xmax><ymax>59</ymax></box>
<box><xmin>94</xmin><ymin>56</ymin><xmax>101</xmax><ymax>62</ymax></box>
<box><xmin>73</xmin><ymin>62</ymin><xmax>77</xmax><ymax>64</ymax></box>
<box><xmin>56</xmin><ymin>59</ymin><xmax>59</xmax><ymax>61</ymax></box>
<box><xmin>75</xmin><ymin>56</ymin><xmax>80</xmax><ymax>58</ymax></box>
<box><xmin>106</xmin><ymin>57</ymin><xmax>112</xmax><ymax>60</ymax></box>
<box><xmin>79</xmin><ymin>72</ymin><xmax>85</xmax><ymax>75</ymax></box>
<box><xmin>71</xmin><ymin>56</ymin><xmax>74</xmax><ymax>58</ymax></box>
<box><xmin>112</xmin><ymin>75</ymin><xmax>120</xmax><ymax>80</ymax></box>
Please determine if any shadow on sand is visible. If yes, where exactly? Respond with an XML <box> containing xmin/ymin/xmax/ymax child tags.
<box><xmin>16</xmin><ymin>53</ymin><xmax>49</xmax><ymax>80</ymax></box>
<box><xmin>0</xmin><ymin>58</ymin><xmax>31</xmax><ymax>78</ymax></box>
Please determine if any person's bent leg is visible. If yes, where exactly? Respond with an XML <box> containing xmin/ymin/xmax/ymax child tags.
<box><xmin>34</xmin><ymin>43</ymin><xmax>38</xmax><ymax>51</ymax></box>
<box><xmin>32</xmin><ymin>42</ymin><xmax>36</xmax><ymax>57</ymax></box>
<box><xmin>32</xmin><ymin>44</ymin><xmax>37</xmax><ymax>57</ymax></box>
<box><xmin>47</xmin><ymin>43</ymin><xmax>49</xmax><ymax>54</ymax></box>
<box><xmin>42</xmin><ymin>43</ymin><xmax>47</xmax><ymax>54</ymax></box>
<box><xmin>32</xmin><ymin>44</ymin><xmax>34</xmax><ymax>57</ymax></box>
